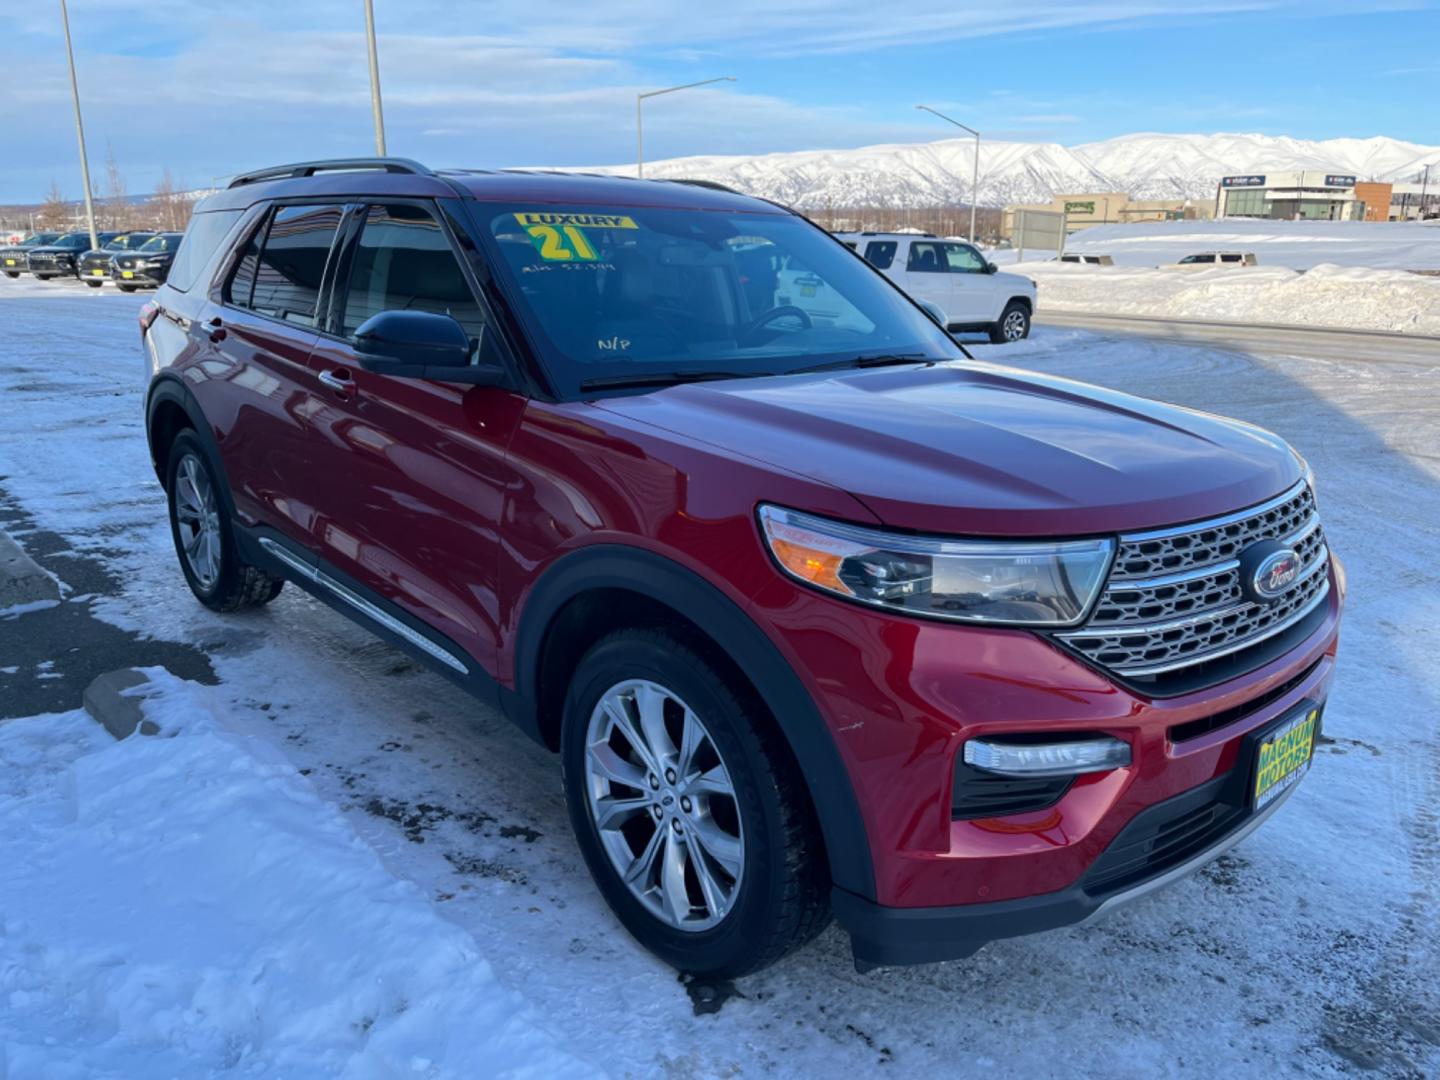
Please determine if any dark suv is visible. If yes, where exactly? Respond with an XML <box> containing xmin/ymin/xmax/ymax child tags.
<box><xmin>142</xmin><ymin>158</ymin><xmax>1343</xmax><ymax>975</ymax></box>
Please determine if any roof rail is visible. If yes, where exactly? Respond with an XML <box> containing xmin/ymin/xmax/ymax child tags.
<box><xmin>227</xmin><ymin>157</ymin><xmax>435</xmax><ymax>189</ymax></box>
<box><xmin>669</xmin><ymin>178</ymin><xmax>740</xmax><ymax>194</ymax></box>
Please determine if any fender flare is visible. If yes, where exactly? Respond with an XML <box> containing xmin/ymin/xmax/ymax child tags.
<box><xmin>144</xmin><ymin>375</ymin><xmax>236</xmax><ymax>511</ymax></box>
<box><xmin>511</xmin><ymin>543</ymin><xmax>877</xmax><ymax>899</ymax></box>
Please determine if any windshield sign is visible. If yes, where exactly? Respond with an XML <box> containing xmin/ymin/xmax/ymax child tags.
<box><xmin>478</xmin><ymin>203</ymin><xmax>960</xmax><ymax>396</ymax></box>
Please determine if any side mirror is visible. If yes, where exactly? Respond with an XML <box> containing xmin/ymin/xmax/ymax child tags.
<box><xmin>917</xmin><ymin>300</ymin><xmax>948</xmax><ymax>328</ymax></box>
<box><xmin>986</xmin><ymin>261</ymin><xmax>999</xmax><ymax>274</ymax></box>
<box><xmin>353</xmin><ymin>311</ymin><xmax>504</xmax><ymax>385</ymax></box>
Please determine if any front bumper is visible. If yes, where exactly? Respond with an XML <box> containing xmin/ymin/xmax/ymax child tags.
<box><xmin>80</xmin><ymin>257</ymin><xmax>114</xmax><ymax>279</ymax></box>
<box><xmin>27</xmin><ymin>255</ymin><xmax>77</xmax><ymax>276</ymax></box>
<box><xmin>112</xmin><ymin>266</ymin><xmax>165</xmax><ymax>286</ymax></box>
<box><xmin>1</xmin><ymin>252</ymin><xmax>30</xmax><ymax>272</ymax></box>
<box><xmin>747</xmin><ymin>554</ymin><xmax>1344</xmax><ymax>964</ymax></box>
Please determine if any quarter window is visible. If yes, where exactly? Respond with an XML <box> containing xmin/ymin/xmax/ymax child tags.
<box><xmin>863</xmin><ymin>240</ymin><xmax>897</xmax><ymax>269</ymax></box>
<box><xmin>338</xmin><ymin>204</ymin><xmax>486</xmax><ymax>344</ymax></box>
<box><xmin>248</xmin><ymin>204</ymin><xmax>345</xmax><ymax>327</ymax></box>
<box><xmin>167</xmin><ymin>210</ymin><xmax>240</xmax><ymax>292</ymax></box>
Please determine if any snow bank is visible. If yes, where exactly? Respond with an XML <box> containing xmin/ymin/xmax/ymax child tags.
<box><xmin>1024</xmin><ymin>261</ymin><xmax>1440</xmax><ymax>334</ymax></box>
<box><xmin>1047</xmin><ymin>218</ymin><xmax>1440</xmax><ymax>271</ymax></box>
<box><xmin>0</xmin><ymin>671</ymin><xmax>595</xmax><ymax>1079</ymax></box>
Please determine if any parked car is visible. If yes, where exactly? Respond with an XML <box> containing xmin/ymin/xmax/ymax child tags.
<box><xmin>1057</xmin><ymin>253</ymin><xmax>1115</xmax><ymax>266</ymax></box>
<box><xmin>79</xmin><ymin>232</ymin><xmax>157</xmax><ymax>287</ymax></box>
<box><xmin>836</xmin><ymin>230</ymin><xmax>1037</xmax><ymax>342</ymax></box>
<box><xmin>1169</xmin><ymin>251</ymin><xmax>1258</xmax><ymax>268</ymax></box>
<box><xmin>142</xmin><ymin>158</ymin><xmax>1342</xmax><ymax>976</ymax></box>
<box><xmin>111</xmin><ymin>232</ymin><xmax>184</xmax><ymax>291</ymax></box>
<box><xmin>26</xmin><ymin>231</ymin><xmax>122</xmax><ymax>279</ymax></box>
<box><xmin>1</xmin><ymin>231</ymin><xmax>62</xmax><ymax>277</ymax></box>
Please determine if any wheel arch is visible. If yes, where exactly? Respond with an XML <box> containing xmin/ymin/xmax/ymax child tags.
<box><xmin>145</xmin><ymin>375</ymin><xmax>236</xmax><ymax>515</ymax></box>
<box><xmin>509</xmin><ymin>544</ymin><xmax>877</xmax><ymax>899</ymax></box>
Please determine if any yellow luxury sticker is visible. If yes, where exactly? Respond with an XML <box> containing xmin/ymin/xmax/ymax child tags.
<box><xmin>515</xmin><ymin>212</ymin><xmax>638</xmax><ymax>263</ymax></box>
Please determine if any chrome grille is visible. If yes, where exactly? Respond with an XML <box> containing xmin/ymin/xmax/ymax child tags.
<box><xmin>1059</xmin><ymin>481</ymin><xmax>1330</xmax><ymax>679</ymax></box>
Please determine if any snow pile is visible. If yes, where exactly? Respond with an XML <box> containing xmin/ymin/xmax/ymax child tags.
<box><xmin>1056</xmin><ymin>218</ymin><xmax>1440</xmax><ymax>271</ymax></box>
<box><xmin>0</xmin><ymin>671</ymin><xmax>595</xmax><ymax>1079</ymax></box>
<box><xmin>1024</xmin><ymin>261</ymin><xmax>1440</xmax><ymax>334</ymax></box>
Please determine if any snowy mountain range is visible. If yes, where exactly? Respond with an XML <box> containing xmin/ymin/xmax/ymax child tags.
<box><xmin>585</xmin><ymin>133</ymin><xmax>1440</xmax><ymax>209</ymax></box>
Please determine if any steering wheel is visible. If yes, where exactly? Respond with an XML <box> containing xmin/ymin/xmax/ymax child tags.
<box><xmin>739</xmin><ymin>305</ymin><xmax>813</xmax><ymax>345</ymax></box>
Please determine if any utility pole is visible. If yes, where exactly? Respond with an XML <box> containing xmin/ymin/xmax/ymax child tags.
<box><xmin>1422</xmin><ymin>163</ymin><xmax>1432</xmax><ymax>221</ymax></box>
<box><xmin>363</xmin><ymin>0</ymin><xmax>387</xmax><ymax>155</ymax></box>
<box><xmin>58</xmin><ymin>0</ymin><xmax>98</xmax><ymax>250</ymax></box>
<box><xmin>636</xmin><ymin>76</ymin><xmax>736</xmax><ymax>178</ymax></box>
<box><xmin>917</xmin><ymin>105</ymin><xmax>980</xmax><ymax>243</ymax></box>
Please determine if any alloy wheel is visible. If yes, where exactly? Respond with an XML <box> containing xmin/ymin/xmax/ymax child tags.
<box><xmin>583</xmin><ymin>679</ymin><xmax>745</xmax><ymax>931</ymax></box>
<box><xmin>173</xmin><ymin>453</ymin><xmax>222</xmax><ymax>590</ymax></box>
<box><xmin>1004</xmin><ymin>309</ymin><xmax>1028</xmax><ymax>341</ymax></box>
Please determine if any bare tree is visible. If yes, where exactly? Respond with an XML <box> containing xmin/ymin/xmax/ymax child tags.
<box><xmin>40</xmin><ymin>180</ymin><xmax>69</xmax><ymax>229</ymax></box>
<box><xmin>103</xmin><ymin>144</ymin><xmax>129</xmax><ymax>230</ymax></box>
<box><xmin>152</xmin><ymin>168</ymin><xmax>191</xmax><ymax>231</ymax></box>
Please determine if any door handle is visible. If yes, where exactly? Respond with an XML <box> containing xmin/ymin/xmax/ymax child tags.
<box><xmin>206</xmin><ymin>316</ymin><xmax>226</xmax><ymax>343</ymax></box>
<box><xmin>318</xmin><ymin>369</ymin><xmax>353</xmax><ymax>392</ymax></box>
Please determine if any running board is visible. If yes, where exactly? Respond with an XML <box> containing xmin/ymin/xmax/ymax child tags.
<box><xmin>257</xmin><ymin>537</ymin><xmax>469</xmax><ymax>675</ymax></box>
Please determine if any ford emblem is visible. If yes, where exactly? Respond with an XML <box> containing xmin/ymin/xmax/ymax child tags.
<box><xmin>1239</xmin><ymin>540</ymin><xmax>1302</xmax><ymax>604</ymax></box>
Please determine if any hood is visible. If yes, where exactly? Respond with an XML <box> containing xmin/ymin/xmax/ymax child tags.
<box><xmin>593</xmin><ymin>362</ymin><xmax>1301</xmax><ymax>537</ymax></box>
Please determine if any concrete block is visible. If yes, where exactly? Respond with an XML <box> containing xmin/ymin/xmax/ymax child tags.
<box><xmin>84</xmin><ymin>668</ymin><xmax>160</xmax><ymax>739</ymax></box>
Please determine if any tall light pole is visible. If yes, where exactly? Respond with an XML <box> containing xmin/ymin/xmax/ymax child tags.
<box><xmin>58</xmin><ymin>0</ymin><xmax>98</xmax><ymax>249</ymax></box>
<box><xmin>916</xmin><ymin>105</ymin><xmax>980</xmax><ymax>243</ymax></box>
<box><xmin>636</xmin><ymin>76</ymin><xmax>736</xmax><ymax>178</ymax></box>
<box><xmin>363</xmin><ymin>0</ymin><xmax>387</xmax><ymax>155</ymax></box>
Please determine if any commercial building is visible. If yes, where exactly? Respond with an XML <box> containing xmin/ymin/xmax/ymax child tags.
<box><xmin>1000</xmin><ymin>192</ymin><xmax>1208</xmax><ymax>238</ymax></box>
<box><xmin>1215</xmin><ymin>172</ymin><xmax>1367</xmax><ymax>221</ymax></box>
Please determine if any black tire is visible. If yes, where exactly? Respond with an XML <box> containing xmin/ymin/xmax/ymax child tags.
<box><xmin>117</xmin><ymin>284</ymin><xmax>136</xmax><ymax>293</ymax></box>
<box><xmin>85</xmin><ymin>280</ymin><xmax>102</xmax><ymax>288</ymax></box>
<box><xmin>3</xmin><ymin>271</ymin><xmax>18</xmax><ymax>279</ymax></box>
<box><xmin>561</xmin><ymin>628</ymin><xmax>830</xmax><ymax>977</ymax></box>
<box><xmin>989</xmin><ymin>300</ymin><xmax>1031</xmax><ymax>344</ymax></box>
<box><xmin>165</xmin><ymin>431</ymin><xmax>284</xmax><ymax>612</ymax></box>
<box><xmin>34</xmin><ymin>274</ymin><xmax>54</xmax><ymax>281</ymax></box>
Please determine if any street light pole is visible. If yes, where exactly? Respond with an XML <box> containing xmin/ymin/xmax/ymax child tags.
<box><xmin>916</xmin><ymin>105</ymin><xmax>980</xmax><ymax>243</ymax></box>
<box><xmin>58</xmin><ymin>0</ymin><xmax>98</xmax><ymax>249</ymax></box>
<box><xmin>636</xmin><ymin>76</ymin><xmax>736</xmax><ymax>178</ymax></box>
<box><xmin>363</xmin><ymin>0</ymin><xmax>387</xmax><ymax>155</ymax></box>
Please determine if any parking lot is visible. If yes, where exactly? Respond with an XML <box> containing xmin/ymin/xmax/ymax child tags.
<box><xmin>1</xmin><ymin>279</ymin><xmax>1437</xmax><ymax>1076</ymax></box>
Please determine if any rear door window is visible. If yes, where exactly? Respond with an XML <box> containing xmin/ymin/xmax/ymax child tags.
<box><xmin>906</xmin><ymin>241</ymin><xmax>946</xmax><ymax>272</ymax></box>
<box><xmin>338</xmin><ymin>204</ymin><xmax>487</xmax><ymax>345</ymax></box>
<box><xmin>1220</xmin><ymin>253</ymin><xmax>1242</xmax><ymax>263</ymax></box>
<box><xmin>249</xmin><ymin>204</ymin><xmax>345</xmax><ymax>327</ymax></box>
<box><xmin>863</xmin><ymin>240</ymin><xmax>897</xmax><ymax>269</ymax></box>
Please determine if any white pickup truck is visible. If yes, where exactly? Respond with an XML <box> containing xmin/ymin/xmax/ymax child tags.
<box><xmin>834</xmin><ymin>232</ymin><xmax>1038</xmax><ymax>342</ymax></box>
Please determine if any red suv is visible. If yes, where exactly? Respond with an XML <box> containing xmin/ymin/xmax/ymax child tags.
<box><xmin>142</xmin><ymin>158</ymin><xmax>1343</xmax><ymax>975</ymax></box>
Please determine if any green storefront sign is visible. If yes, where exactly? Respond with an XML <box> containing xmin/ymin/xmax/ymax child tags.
<box><xmin>1064</xmin><ymin>201</ymin><xmax>1096</xmax><ymax>215</ymax></box>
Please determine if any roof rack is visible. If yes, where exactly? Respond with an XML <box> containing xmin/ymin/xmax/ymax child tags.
<box><xmin>228</xmin><ymin>157</ymin><xmax>435</xmax><ymax>189</ymax></box>
<box><xmin>669</xmin><ymin>178</ymin><xmax>740</xmax><ymax>194</ymax></box>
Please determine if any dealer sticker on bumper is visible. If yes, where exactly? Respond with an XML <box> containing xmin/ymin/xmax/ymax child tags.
<box><xmin>1253</xmin><ymin>706</ymin><xmax>1319</xmax><ymax>810</ymax></box>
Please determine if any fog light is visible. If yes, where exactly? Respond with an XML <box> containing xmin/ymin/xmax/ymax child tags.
<box><xmin>963</xmin><ymin>736</ymin><xmax>1131</xmax><ymax>777</ymax></box>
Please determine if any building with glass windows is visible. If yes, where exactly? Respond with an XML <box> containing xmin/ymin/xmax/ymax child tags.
<box><xmin>1215</xmin><ymin>172</ymin><xmax>1366</xmax><ymax>220</ymax></box>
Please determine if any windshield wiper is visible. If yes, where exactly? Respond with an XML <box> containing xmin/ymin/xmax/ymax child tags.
<box><xmin>578</xmin><ymin>370</ymin><xmax>754</xmax><ymax>392</ymax></box>
<box><xmin>787</xmin><ymin>353</ymin><xmax>934</xmax><ymax>375</ymax></box>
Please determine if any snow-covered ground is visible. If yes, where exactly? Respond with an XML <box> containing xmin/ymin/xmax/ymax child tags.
<box><xmin>1051</xmin><ymin>219</ymin><xmax>1440</xmax><ymax>272</ymax></box>
<box><xmin>1014</xmin><ymin>260</ymin><xmax>1440</xmax><ymax>334</ymax></box>
<box><xmin>2</xmin><ymin>279</ymin><xmax>1438</xmax><ymax>1076</ymax></box>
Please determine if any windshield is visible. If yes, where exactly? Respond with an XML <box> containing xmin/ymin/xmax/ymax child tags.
<box><xmin>139</xmin><ymin>235</ymin><xmax>172</xmax><ymax>252</ymax></box>
<box><xmin>55</xmin><ymin>234</ymin><xmax>90</xmax><ymax>249</ymax></box>
<box><xmin>476</xmin><ymin>203</ymin><xmax>960</xmax><ymax>396</ymax></box>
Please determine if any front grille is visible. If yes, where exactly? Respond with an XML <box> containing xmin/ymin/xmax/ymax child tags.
<box><xmin>1057</xmin><ymin>481</ymin><xmax>1330</xmax><ymax>683</ymax></box>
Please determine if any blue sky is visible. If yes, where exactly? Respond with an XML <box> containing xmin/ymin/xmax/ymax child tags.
<box><xmin>0</xmin><ymin>0</ymin><xmax>1436</xmax><ymax>201</ymax></box>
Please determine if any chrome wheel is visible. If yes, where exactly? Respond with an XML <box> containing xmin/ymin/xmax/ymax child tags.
<box><xmin>173</xmin><ymin>453</ymin><xmax>222</xmax><ymax>591</ymax></box>
<box><xmin>1003</xmin><ymin>308</ymin><xmax>1029</xmax><ymax>341</ymax></box>
<box><xmin>584</xmin><ymin>679</ymin><xmax>744</xmax><ymax>931</ymax></box>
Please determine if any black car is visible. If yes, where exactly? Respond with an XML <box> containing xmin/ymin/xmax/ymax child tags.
<box><xmin>1</xmin><ymin>232</ymin><xmax>62</xmax><ymax>277</ymax></box>
<box><xmin>111</xmin><ymin>232</ymin><xmax>184</xmax><ymax>291</ymax></box>
<box><xmin>78</xmin><ymin>232</ymin><xmax>157</xmax><ymax>287</ymax></box>
<box><xmin>26</xmin><ymin>231</ymin><xmax>121</xmax><ymax>279</ymax></box>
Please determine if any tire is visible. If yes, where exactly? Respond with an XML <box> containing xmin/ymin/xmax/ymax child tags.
<box><xmin>561</xmin><ymin>628</ymin><xmax>830</xmax><ymax>977</ymax></box>
<box><xmin>34</xmin><ymin>274</ymin><xmax>54</xmax><ymax>281</ymax></box>
<box><xmin>3</xmin><ymin>271</ymin><xmax>18</xmax><ymax>279</ymax></box>
<box><xmin>117</xmin><ymin>284</ymin><xmax>136</xmax><ymax>293</ymax></box>
<box><xmin>165</xmin><ymin>431</ymin><xmax>284</xmax><ymax>612</ymax></box>
<box><xmin>85</xmin><ymin>280</ymin><xmax>102</xmax><ymax>288</ymax></box>
<box><xmin>989</xmin><ymin>301</ymin><xmax>1031</xmax><ymax>343</ymax></box>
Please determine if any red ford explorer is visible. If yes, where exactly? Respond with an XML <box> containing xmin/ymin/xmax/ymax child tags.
<box><xmin>142</xmin><ymin>159</ymin><xmax>1343</xmax><ymax>974</ymax></box>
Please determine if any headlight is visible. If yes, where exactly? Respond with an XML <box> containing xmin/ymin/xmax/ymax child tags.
<box><xmin>758</xmin><ymin>505</ymin><xmax>1114</xmax><ymax>626</ymax></box>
